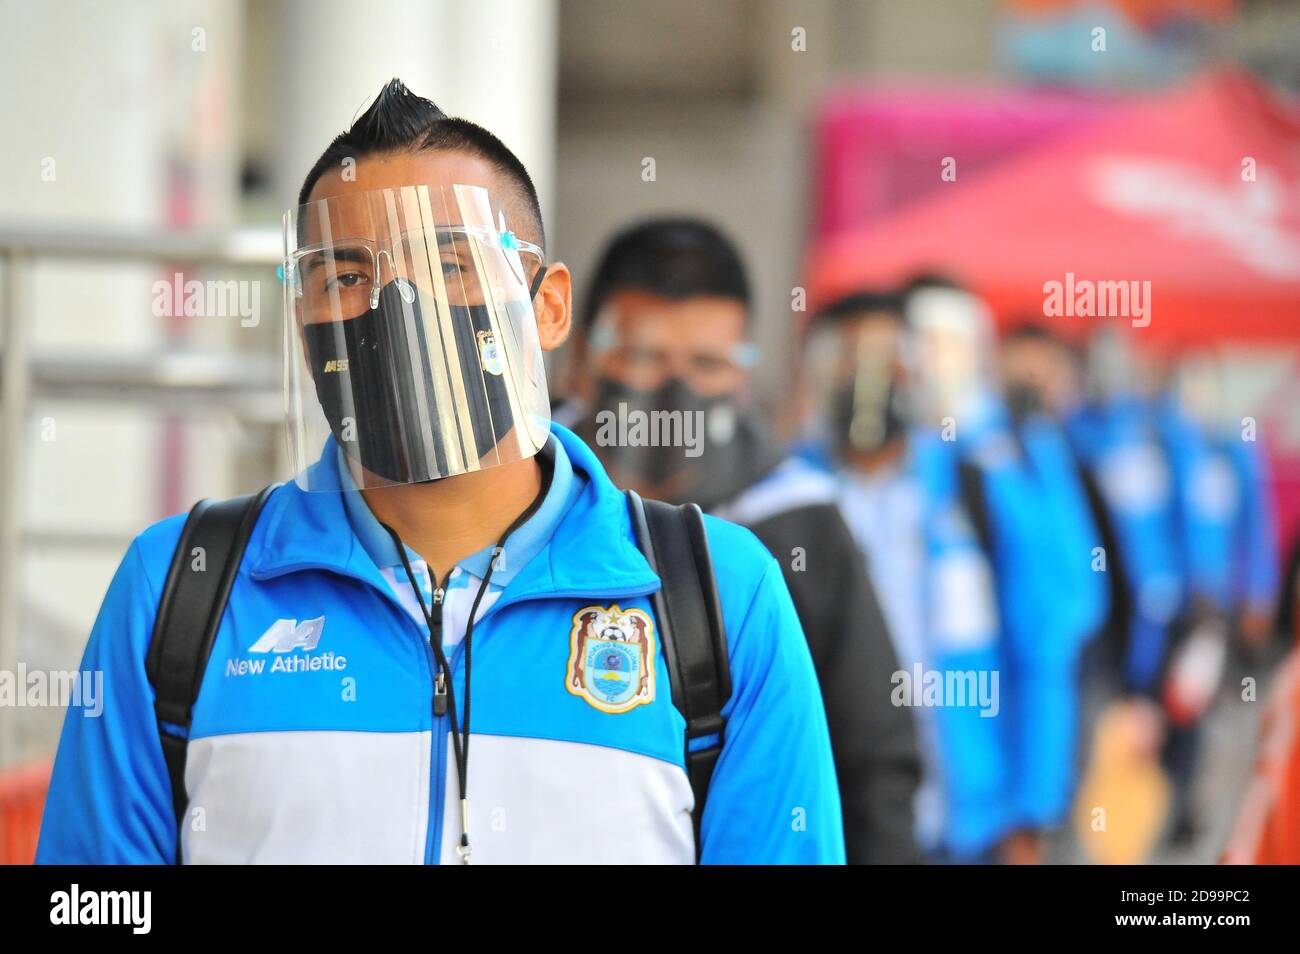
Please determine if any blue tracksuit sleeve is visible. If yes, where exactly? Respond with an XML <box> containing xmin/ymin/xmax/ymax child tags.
<box><xmin>925</xmin><ymin>538</ymin><xmax>1010</xmax><ymax>857</ymax></box>
<box><xmin>36</xmin><ymin>537</ymin><xmax>176</xmax><ymax>864</ymax></box>
<box><xmin>1233</xmin><ymin>438</ymin><xmax>1280</xmax><ymax>610</ymax></box>
<box><xmin>696</xmin><ymin>523</ymin><xmax>846</xmax><ymax>864</ymax></box>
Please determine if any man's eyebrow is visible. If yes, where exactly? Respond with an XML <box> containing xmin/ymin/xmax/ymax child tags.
<box><xmin>434</xmin><ymin>231</ymin><xmax>470</xmax><ymax>251</ymax></box>
<box><xmin>303</xmin><ymin>246</ymin><xmax>372</xmax><ymax>271</ymax></box>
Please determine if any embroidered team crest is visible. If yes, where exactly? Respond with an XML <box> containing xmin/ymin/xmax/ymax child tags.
<box><xmin>477</xmin><ymin>329</ymin><xmax>504</xmax><ymax>375</ymax></box>
<box><xmin>566</xmin><ymin>604</ymin><xmax>655</xmax><ymax>713</ymax></box>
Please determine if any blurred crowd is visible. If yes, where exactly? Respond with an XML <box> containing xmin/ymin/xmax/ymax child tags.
<box><xmin>552</xmin><ymin>217</ymin><xmax>1290</xmax><ymax>864</ymax></box>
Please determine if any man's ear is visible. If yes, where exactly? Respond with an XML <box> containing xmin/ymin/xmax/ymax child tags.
<box><xmin>532</xmin><ymin>262</ymin><xmax>572</xmax><ymax>352</ymax></box>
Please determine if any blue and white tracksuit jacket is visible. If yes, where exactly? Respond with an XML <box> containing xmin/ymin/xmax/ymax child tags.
<box><xmin>1156</xmin><ymin>400</ymin><xmax>1240</xmax><ymax>612</ymax></box>
<box><xmin>1155</xmin><ymin>399</ymin><xmax>1280</xmax><ymax>617</ymax></box>
<box><xmin>1067</xmin><ymin>397</ymin><xmax>1184</xmax><ymax>692</ymax></box>
<box><xmin>838</xmin><ymin>435</ymin><xmax>1009</xmax><ymax>859</ymax></box>
<box><xmin>837</xmin><ymin>401</ymin><xmax>1105</xmax><ymax>858</ymax></box>
<box><xmin>956</xmin><ymin>408</ymin><xmax>1106</xmax><ymax>833</ymax></box>
<box><xmin>37</xmin><ymin>424</ymin><xmax>844</xmax><ymax>864</ymax></box>
<box><xmin>1225</xmin><ymin>435</ymin><xmax>1280</xmax><ymax>613</ymax></box>
<box><xmin>908</xmin><ymin>410</ymin><xmax>1099</xmax><ymax>854</ymax></box>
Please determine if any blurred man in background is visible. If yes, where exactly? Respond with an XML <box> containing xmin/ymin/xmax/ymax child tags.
<box><xmin>803</xmin><ymin>283</ymin><xmax>1007</xmax><ymax>860</ymax></box>
<box><xmin>1062</xmin><ymin>330</ymin><xmax>1210</xmax><ymax>848</ymax></box>
<box><xmin>1154</xmin><ymin>347</ymin><xmax>1278</xmax><ymax>844</ymax></box>
<box><xmin>922</xmin><ymin>288</ymin><xmax>1110</xmax><ymax>863</ymax></box>
<box><xmin>1065</xmin><ymin>330</ymin><xmax>1185</xmax><ymax>699</ymax></box>
<box><xmin>1000</xmin><ymin>322</ymin><xmax>1172</xmax><ymax>861</ymax></box>
<box><xmin>560</xmin><ymin>218</ymin><xmax>921</xmax><ymax>863</ymax></box>
<box><xmin>1164</xmin><ymin>350</ymin><xmax>1280</xmax><ymax>654</ymax></box>
<box><xmin>1003</xmin><ymin>325</ymin><xmax>1283</xmax><ymax>853</ymax></box>
<box><xmin>805</xmin><ymin>278</ymin><xmax>1107</xmax><ymax>862</ymax></box>
<box><xmin>1151</xmin><ymin>352</ymin><xmax>1243</xmax><ymax>843</ymax></box>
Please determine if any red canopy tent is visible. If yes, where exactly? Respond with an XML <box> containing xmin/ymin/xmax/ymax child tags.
<box><xmin>805</xmin><ymin>68</ymin><xmax>1300</xmax><ymax>348</ymax></box>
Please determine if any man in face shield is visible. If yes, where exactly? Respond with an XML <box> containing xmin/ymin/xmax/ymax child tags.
<box><xmin>805</xmin><ymin>284</ymin><xmax>1009</xmax><ymax>861</ymax></box>
<box><xmin>561</xmin><ymin>218</ymin><xmax>922</xmax><ymax>863</ymax></box>
<box><xmin>810</xmin><ymin>277</ymin><xmax>1107</xmax><ymax>863</ymax></box>
<box><xmin>37</xmin><ymin>81</ymin><xmax>843</xmax><ymax>865</ymax></box>
<box><xmin>1163</xmin><ymin>351</ymin><xmax>1279</xmax><ymax>655</ymax></box>
<box><xmin>1058</xmin><ymin>330</ymin><xmax>1254</xmax><ymax>853</ymax></box>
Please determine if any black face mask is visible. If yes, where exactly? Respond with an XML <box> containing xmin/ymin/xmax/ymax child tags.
<box><xmin>830</xmin><ymin>375</ymin><xmax>907</xmax><ymax>458</ymax></box>
<box><xmin>1005</xmin><ymin>382</ymin><xmax>1044</xmax><ymax>422</ymax></box>
<box><xmin>583</xmin><ymin>376</ymin><xmax>781</xmax><ymax>509</ymax></box>
<box><xmin>302</xmin><ymin>279</ymin><xmax>521</xmax><ymax>484</ymax></box>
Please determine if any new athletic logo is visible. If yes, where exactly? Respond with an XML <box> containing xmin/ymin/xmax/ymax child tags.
<box><xmin>226</xmin><ymin>617</ymin><xmax>347</xmax><ymax>677</ymax></box>
<box><xmin>250</xmin><ymin>616</ymin><xmax>325</xmax><ymax>653</ymax></box>
<box><xmin>566</xmin><ymin>605</ymin><xmax>655</xmax><ymax>714</ymax></box>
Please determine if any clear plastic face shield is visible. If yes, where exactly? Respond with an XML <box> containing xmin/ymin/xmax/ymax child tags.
<box><xmin>802</xmin><ymin>309</ymin><xmax>908</xmax><ymax>459</ymax></box>
<box><xmin>283</xmin><ymin>184</ymin><xmax>551</xmax><ymax>491</ymax></box>
<box><xmin>902</xmin><ymin>287</ymin><xmax>999</xmax><ymax>427</ymax></box>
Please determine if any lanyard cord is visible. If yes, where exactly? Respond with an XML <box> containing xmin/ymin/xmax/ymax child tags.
<box><xmin>377</xmin><ymin>449</ymin><xmax>553</xmax><ymax>864</ymax></box>
<box><xmin>384</xmin><ymin>531</ymin><xmax>494</xmax><ymax>863</ymax></box>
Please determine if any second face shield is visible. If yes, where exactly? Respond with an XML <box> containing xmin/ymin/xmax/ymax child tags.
<box><xmin>903</xmin><ymin>286</ymin><xmax>1000</xmax><ymax>427</ymax></box>
<box><xmin>283</xmin><ymin>184</ymin><xmax>552</xmax><ymax>491</ymax></box>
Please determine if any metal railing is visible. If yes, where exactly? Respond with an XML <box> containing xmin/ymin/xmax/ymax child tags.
<box><xmin>0</xmin><ymin>224</ymin><xmax>283</xmax><ymax>770</ymax></box>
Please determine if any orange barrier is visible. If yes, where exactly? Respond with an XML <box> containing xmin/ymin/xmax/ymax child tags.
<box><xmin>0</xmin><ymin>758</ymin><xmax>51</xmax><ymax>865</ymax></box>
<box><xmin>1223</xmin><ymin>648</ymin><xmax>1300</xmax><ymax>864</ymax></box>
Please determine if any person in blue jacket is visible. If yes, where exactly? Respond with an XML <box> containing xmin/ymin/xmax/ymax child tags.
<box><xmin>1153</xmin><ymin>352</ymin><xmax>1280</xmax><ymax>844</ymax></box>
<box><xmin>1227</xmin><ymin>437</ymin><xmax>1280</xmax><ymax>644</ymax></box>
<box><xmin>806</xmin><ymin>281</ymin><xmax>1107</xmax><ymax>863</ymax></box>
<box><xmin>557</xmin><ymin>217</ymin><xmax>921</xmax><ymax>864</ymax></box>
<box><xmin>1164</xmin><ymin>351</ymin><xmax>1279</xmax><ymax>633</ymax></box>
<box><xmin>803</xmin><ymin>286</ymin><xmax>1011</xmax><ymax>861</ymax></box>
<box><xmin>37</xmin><ymin>79</ymin><xmax>843</xmax><ymax>865</ymax></box>
<box><xmin>1062</xmin><ymin>332</ymin><xmax>1196</xmax><ymax>843</ymax></box>
<box><xmin>900</xmin><ymin>282</ymin><xmax>1105</xmax><ymax>860</ymax></box>
<box><xmin>1065</xmin><ymin>331</ymin><xmax>1185</xmax><ymax>697</ymax></box>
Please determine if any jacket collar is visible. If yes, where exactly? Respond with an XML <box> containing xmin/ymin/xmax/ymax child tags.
<box><xmin>248</xmin><ymin>424</ymin><xmax>662</xmax><ymax>604</ymax></box>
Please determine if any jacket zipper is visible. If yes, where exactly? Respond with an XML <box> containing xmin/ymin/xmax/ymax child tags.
<box><xmin>427</xmin><ymin>584</ymin><xmax>446</xmax><ymax>865</ymax></box>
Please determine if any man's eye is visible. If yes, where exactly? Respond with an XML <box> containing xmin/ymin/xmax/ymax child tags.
<box><xmin>442</xmin><ymin>259</ymin><xmax>468</xmax><ymax>275</ymax></box>
<box><xmin>325</xmin><ymin>271</ymin><xmax>369</xmax><ymax>291</ymax></box>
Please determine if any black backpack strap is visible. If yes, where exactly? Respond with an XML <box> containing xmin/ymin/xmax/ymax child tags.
<box><xmin>957</xmin><ymin>458</ymin><xmax>995</xmax><ymax>558</ymax></box>
<box><xmin>145</xmin><ymin>484</ymin><xmax>280</xmax><ymax>861</ymax></box>
<box><xmin>625</xmin><ymin>490</ymin><xmax>731</xmax><ymax>858</ymax></box>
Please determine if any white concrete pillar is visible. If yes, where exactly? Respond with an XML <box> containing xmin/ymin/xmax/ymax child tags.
<box><xmin>273</xmin><ymin>0</ymin><xmax>557</xmax><ymax>233</ymax></box>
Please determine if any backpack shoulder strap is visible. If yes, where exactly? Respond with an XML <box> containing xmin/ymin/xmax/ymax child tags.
<box><xmin>145</xmin><ymin>484</ymin><xmax>280</xmax><ymax>859</ymax></box>
<box><xmin>956</xmin><ymin>458</ymin><xmax>995</xmax><ymax>557</ymax></box>
<box><xmin>625</xmin><ymin>490</ymin><xmax>731</xmax><ymax>858</ymax></box>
